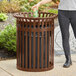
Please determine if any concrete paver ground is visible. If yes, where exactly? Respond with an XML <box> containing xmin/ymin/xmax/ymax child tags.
<box><xmin>0</xmin><ymin>54</ymin><xmax>76</xmax><ymax>76</ymax></box>
<box><xmin>0</xmin><ymin>68</ymin><xmax>11</xmax><ymax>76</ymax></box>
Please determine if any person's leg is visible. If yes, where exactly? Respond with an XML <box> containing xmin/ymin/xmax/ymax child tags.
<box><xmin>58</xmin><ymin>10</ymin><xmax>72</xmax><ymax>68</ymax></box>
<box><xmin>70</xmin><ymin>11</ymin><xmax>76</xmax><ymax>38</ymax></box>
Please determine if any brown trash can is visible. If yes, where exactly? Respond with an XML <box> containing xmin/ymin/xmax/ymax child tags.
<box><xmin>14</xmin><ymin>12</ymin><xmax>57</xmax><ymax>72</ymax></box>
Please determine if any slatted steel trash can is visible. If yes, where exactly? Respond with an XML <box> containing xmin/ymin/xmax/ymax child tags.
<box><xmin>14</xmin><ymin>12</ymin><xmax>57</xmax><ymax>72</ymax></box>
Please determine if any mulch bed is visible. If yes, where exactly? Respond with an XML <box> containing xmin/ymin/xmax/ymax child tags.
<box><xmin>0</xmin><ymin>48</ymin><xmax>16</xmax><ymax>61</ymax></box>
<box><xmin>0</xmin><ymin>13</ymin><xmax>15</xmax><ymax>30</ymax></box>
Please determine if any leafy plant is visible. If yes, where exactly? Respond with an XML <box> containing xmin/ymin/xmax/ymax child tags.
<box><xmin>48</xmin><ymin>9</ymin><xmax>58</xmax><ymax>14</ymax></box>
<box><xmin>20</xmin><ymin>0</ymin><xmax>51</xmax><ymax>12</ymax></box>
<box><xmin>0</xmin><ymin>24</ymin><xmax>16</xmax><ymax>52</ymax></box>
<box><xmin>0</xmin><ymin>13</ymin><xmax>8</xmax><ymax>21</ymax></box>
<box><xmin>20</xmin><ymin>0</ymin><xmax>37</xmax><ymax>12</ymax></box>
<box><xmin>0</xmin><ymin>0</ymin><xmax>20</xmax><ymax>13</ymax></box>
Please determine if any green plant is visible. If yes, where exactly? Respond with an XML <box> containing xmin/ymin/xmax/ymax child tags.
<box><xmin>20</xmin><ymin>0</ymin><xmax>51</xmax><ymax>12</ymax></box>
<box><xmin>0</xmin><ymin>13</ymin><xmax>8</xmax><ymax>21</ymax></box>
<box><xmin>0</xmin><ymin>0</ymin><xmax>20</xmax><ymax>13</ymax></box>
<box><xmin>0</xmin><ymin>24</ymin><xmax>16</xmax><ymax>52</ymax></box>
<box><xmin>20</xmin><ymin>0</ymin><xmax>38</xmax><ymax>12</ymax></box>
<box><xmin>48</xmin><ymin>9</ymin><xmax>58</xmax><ymax>14</ymax></box>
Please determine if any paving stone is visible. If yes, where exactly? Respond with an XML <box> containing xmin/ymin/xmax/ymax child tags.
<box><xmin>0</xmin><ymin>55</ymin><xmax>76</xmax><ymax>76</ymax></box>
<box><xmin>0</xmin><ymin>68</ymin><xmax>11</xmax><ymax>76</ymax></box>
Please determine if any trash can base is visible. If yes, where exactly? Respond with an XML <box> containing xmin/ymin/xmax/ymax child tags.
<box><xmin>17</xmin><ymin>65</ymin><xmax>54</xmax><ymax>72</ymax></box>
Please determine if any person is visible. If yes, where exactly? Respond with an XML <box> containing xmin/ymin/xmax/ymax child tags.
<box><xmin>32</xmin><ymin>0</ymin><xmax>76</xmax><ymax>68</ymax></box>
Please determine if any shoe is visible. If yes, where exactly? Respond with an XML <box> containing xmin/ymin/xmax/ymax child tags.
<box><xmin>63</xmin><ymin>59</ymin><xmax>72</xmax><ymax>68</ymax></box>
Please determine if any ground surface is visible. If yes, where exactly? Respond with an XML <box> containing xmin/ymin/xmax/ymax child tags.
<box><xmin>0</xmin><ymin>54</ymin><xmax>76</xmax><ymax>76</ymax></box>
<box><xmin>0</xmin><ymin>13</ymin><xmax>15</xmax><ymax>26</ymax></box>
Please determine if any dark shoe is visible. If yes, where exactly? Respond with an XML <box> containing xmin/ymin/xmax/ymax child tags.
<box><xmin>63</xmin><ymin>60</ymin><xmax>72</xmax><ymax>68</ymax></box>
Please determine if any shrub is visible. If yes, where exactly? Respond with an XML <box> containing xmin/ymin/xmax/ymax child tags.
<box><xmin>20</xmin><ymin>0</ymin><xmax>38</xmax><ymax>12</ymax></box>
<box><xmin>48</xmin><ymin>9</ymin><xmax>58</xmax><ymax>14</ymax></box>
<box><xmin>0</xmin><ymin>0</ymin><xmax>20</xmax><ymax>13</ymax></box>
<box><xmin>0</xmin><ymin>24</ymin><xmax>16</xmax><ymax>52</ymax></box>
<box><xmin>20</xmin><ymin>0</ymin><xmax>51</xmax><ymax>12</ymax></box>
<box><xmin>0</xmin><ymin>13</ymin><xmax>8</xmax><ymax>21</ymax></box>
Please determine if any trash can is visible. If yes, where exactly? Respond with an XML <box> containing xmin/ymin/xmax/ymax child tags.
<box><xmin>14</xmin><ymin>12</ymin><xmax>57</xmax><ymax>72</ymax></box>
